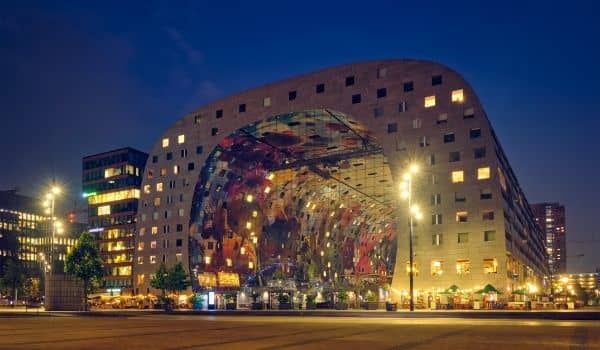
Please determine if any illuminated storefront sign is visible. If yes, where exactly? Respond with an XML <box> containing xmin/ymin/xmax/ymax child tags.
<box><xmin>217</xmin><ymin>272</ymin><xmax>240</xmax><ymax>288</ymax></box>
<box><xmin>198</xmin><ymin>272</ymin><xmax>217</xmax><ymax>288</ymax></box>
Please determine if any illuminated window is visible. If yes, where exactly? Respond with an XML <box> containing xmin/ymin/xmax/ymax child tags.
<box><xmin>149</xmin><ymin>255</ymin><xmax>156</xmax><ymax>264</ymax></box>
<box><xmin>173</xmin><ymin>165</ymin><xmax>179</xmax><ymax>175</ymax></box>
<box><xmin>226</xmin><ymin>258</ymin><xmax>232</xmax><ymax>267</ymax></box>
<box><xmin>151</xmin><ymin>226</ymin><xmax>158</xmax><ymax>235</ymax></box>
<box><xmin>424</xmin><ymin>95</ymin><xmax>436</xmax><ymax>108</ymax></box>
<box><xmin>153</xmin><ymin>197</ymin><xmax>161</xmax><ymax>206</ymax></box>
<box><xmin>137</xmin><ymin>242</ymin><xmax>144</xmax><ymax>251</ymax></box>
<box><xmin>263</xmin><ymin>97</ymin><xmax>271</xmax><ymax>107</ymax></box>
<box><xmin>451</xmin><ymin>170</ymin><xmax>464</xmax><ymax>183</ymax></box>
<box><xmin>104</xmin><ymin>167</ymin><xmax>121</xmax><ymax>178</ymax></box>
<box><xmin>456</xmin><ymin>211</ymin><xmax>468</xmax><ymax>223</ymax></box>
<box><xmin>97</xmin><ymin>205</ymin><xmax>110</xmax><ymax>216</ymax></box>
<box><xmin>156</xmin><ymin>182</ymin><xmax>163</xmax><ymax>192</ymax></box>
<box><xmin>248</xmin><ymin>261</ymin><xmax>254</xmax><ymax>269</ymax></box>
<box><xmin>483</xmin><ymin>258</ymin><xmax>498</xmax><ymax>274</ymax></box>
<box><xmin>401</xmin><ymin>261</ymin><xmax>418</xmax><ymax>277</ymax></box>
<box><xmin>137</xmin><ymin>274</ymin><xmax>145</xmax><ymax>284</ymax></box>
<box><xmin>457</xmin><ymin>232</ymin><xmax>469</xmax><ymax>243</ymax></box>
<box><xmin>451</xmin><ymin>89</ymin><xmax>464</xmax><ymax>103</ymax></box>
<box><xmin>431</xmin><ymin>260</ymin><xmax>443</xmax><ymax>276</ymax></box>
<box><xmin>456</xmin><ymin>259</ymin><xmax>470</xmax><ymax>275</ymax></box>
<box><xmin>160</xmin><ymin>168</ymin><xmax>167</xmax><ymax>176</ymax></box>
<box><xmin>477</xmin><ymin>167</ymin><xmax>490</xmax><ymax>180</ymax></box>
<box><xmin>150</xmin><ymin>241</ymin><xmax>157</xmax><ymax>249</ymax></box>
<box><xmin>139</xmin><ymin>227</ymin><xmax>146</xmax><ymax>236</ymax></box>
<box><xmin>177</xmin><ymin>134</ymin><xmax>185</xmax><ymax>144</ymax></box>
<box><xmin>87</xmin><ymin>189</ymin><xmax>140</xmax><ymax>205</ymax></box>
<box><xmin>137</xmin><ymin>256</ymin><xmax>143</xmax><ymax>264</ymax></box>
<box><xmin>143</xmin><ymin>185</ymin><xmax>151</xmax><ymax>194</ymax></box>
<box><xmin>176</xmin><ymin>253</ymin><xmax>182</xmax><ymax>262</ymax></box>
<box><xmin>162</xmin><ymin>138</ymin><xmax>169</xmax><ymax>148</ymax></box>
<box><xmin>178</xmin><ymin>208</ymin><xmax>184</xmax><ymax>217</ymax></box>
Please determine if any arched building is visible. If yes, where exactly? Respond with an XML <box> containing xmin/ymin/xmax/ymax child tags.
<box><xmin>133</xmin><ymin>59</ymin><xmax>548</xmax><ymax>300</ymax></box>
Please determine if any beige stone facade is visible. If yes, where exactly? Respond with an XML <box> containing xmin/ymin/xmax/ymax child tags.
<box><xmin>133</xmin><ymin>59</ymin><xmax>548</xmax><ymax>296</ymax></box>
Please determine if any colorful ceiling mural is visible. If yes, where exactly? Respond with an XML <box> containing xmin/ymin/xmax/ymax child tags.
<box><xmin>189</xmin><ymin>109</ymin><xmax>397</xmax><ymax>290</ymax></box>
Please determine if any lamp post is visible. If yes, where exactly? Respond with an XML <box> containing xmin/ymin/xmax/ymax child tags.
<box><xmin>400</xmin><ymin>164</ymin><xmax>422</xmax><ymax>312</ymax></box>
<box><xmin>42</xmin><ymin>185</ymin><xmax>62</xmax><ymax>273</ymax></box>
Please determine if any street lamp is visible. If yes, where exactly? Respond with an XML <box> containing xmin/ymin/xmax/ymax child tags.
<box><xmin>42</xmin><ymin>184</ymin><xmax>62</xmax><ymax>272</ymax></box>
<box><xmin>399</xmin><ymin>163</ymin><xmax>421</xmax><ymax>311</ymax></box>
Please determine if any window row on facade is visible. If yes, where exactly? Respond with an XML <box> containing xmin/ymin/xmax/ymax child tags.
<box><xmin>408</xmin><ymin>257</ymin><xmax>499</xmax><ymax>277</ymax></box>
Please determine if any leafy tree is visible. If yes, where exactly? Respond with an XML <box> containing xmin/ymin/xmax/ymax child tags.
<box><xmin>1</xmin><ymin>258</ymin><xmax>24</xmax><ymax>305</ymax></box>
<box><xmin>65</xmin><ymin>232</ymin><xmax>103</xmax><ymax>311</ymax></box>
<box><xmin>150</xmin><ymin>262</ymin><xmax>190</xmax><ymax>310</ymax></box>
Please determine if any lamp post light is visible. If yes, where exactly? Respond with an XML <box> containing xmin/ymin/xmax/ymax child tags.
<box><xmin>42</xmin><ymin>185</ymin><xmax>61</xmax><ymax>273</ymax></box>
<box><xmin>400</xmin><ymin>163</ymin><xmax>421</xmax><ymax>312</ymax></box>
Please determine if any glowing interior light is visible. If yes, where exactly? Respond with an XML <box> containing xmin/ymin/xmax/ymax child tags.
<box><xmin>248</xmin><ymin>261</ymin><xmax>254</xmax><ymax>269</ymax></box>
<box><xmin>240</xmin><ymin>247</ymin><xmax>246</xmax><ymax>255</ymax></box>
<box><xmin>246</xmin><ymin>221</ymin><xmax>252</xmax><ymax>229</ymax></box>
<box><xmin>252</xmin><ymin>211</ymin><xmax>258</xmax><ymax>218</ymax></box>
<box><xmin>268</xmin><ymin>173</ymin><xmax>275</xmax><ymax>180</ymax></box>
<box><xmin>264</xmin><ymin>186</ymin><xmax>271</xmax><ymax>194</ymax></box>
<box><xmin>320</xmin><ymin>250</ymin><xmax>324</xmax><ymax>257</ymax></box>
<box><xmin>325</xmin><ymin>231</ymin><xmax>330</xmax><ymax>237</ymax></box>
<box><xmin>246</xmin><ymin>194</ymin><xmax>253</xmax><ymax>203</ymax></box>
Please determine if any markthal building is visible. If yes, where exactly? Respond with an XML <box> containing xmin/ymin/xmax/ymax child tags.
<box><xmin>134</xmin><ymin>60</ymin><xmax>548</xmax><ymax>307</ymax></box>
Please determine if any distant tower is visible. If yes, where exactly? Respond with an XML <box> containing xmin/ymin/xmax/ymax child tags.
<box><xmin>531</xmin><ymin>203</ymin><xmax>566</xmax><ymax>274</ymax></box>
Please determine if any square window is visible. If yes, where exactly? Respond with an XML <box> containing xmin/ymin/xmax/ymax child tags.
<box><xmin>143</xmin><ymin>185</ymin><xmax>151</xmax><ymax>194</ymax></box>
<box><xmin>444</xmin><ymin>132</ymin><xmax>455</xmax><ymax>143</ymax></box>
<box><xmin>428</xmin><ymin>154</ymin><xmax>436</xmax><ymax>165</ymax></box>
<box><xmin>176</xmin><ymin>224</ymin><xmax>183</xmax><ymax>232</ymax></box>
<box><xmin>451</xmin><ymin>170</ymin><xmax>464</xmax><ymax>183</ymax></box>
<box><xmin>150</xmin><ymin>241</ymin><xmax>157</xmax><ymax>249</ymax></box>
<box><xmin>352</xmin><ymin>94</ymin><xmax>361</xmax><ymax>104</ymax></box>
<box><xmin>484</xmin><ymin>230</ymin><xmax>496</xmax><ymax>241</ymax></box>
<box><xmin>166</xmin><ymin>152</ymin><xmax>173</xmax><ymax>160</ymax></box>
<box><xmin>454</xmin><ymin>192</ymin><xmax>466</xmax><ymax>202</ymax></box>
<box><xmin>377</xmin><ymin>67</ymin><xmax>387</xmax><ymax>78</ymax></box>
<box><xmin>424</xmin><ymin>95</ymin><xmax>436</xmax><ymax>108</ymax></box>
<box><xmin>377</xmin><ymin>88</ymin><xmax>387</xmax><ymax>98</ymax></box>
<box><xmin>432</xmin><ymin>75</ymin><xmax>443</xmax><ymax>86</ymax></box>
<box><xmin>430</xmin><ymin>194</ymin><xmax>441</xmax><ymax>205</ymax></box>
<box><xmin>173</xmin><ymin>165</ymin><xmax>179</xmax><ymax>175</ymax></box>
<box><xmin>374</xmin><ymin>107</ymin><xmax>384</xmax><ymax>118</ymax></box>
<box><xmin>239</xmin><ymin>104</ymin><xmax>246</xmax><ymax>113</ymax></box>
<box><xmin>160</xmin><ymin>168</ymin><xmax>167</xmax><ymax>176</ymax></box>
<box><xmin>470</xmin><ymin>128</ymin><xmax>482</xmax><ymax>139</ymax></box>
<box><xmin>176</xmin><ymin>239</ymin><xmax>183</xmax><ymax>247</ymax></box>
<box><xmin>456</xmin><ymin>211</ymin><xmax>468</xmax><ymax>223</ymax></box>
<box><xmin>399</xmin><ymin>101</ymin><xmax>407</xmax><ymax>112</ymax></box>
<box><xmin>432</xmin><ymin>233</ymin><xmax>442</xmax><ymax>246</ymax></box>
<box><xmin>188</xmin><ymin>162</ymin><xmax>195</xmax><ymax>171</ymax></box>
<box><xmin>288</xmin><ymin>90</ymin><xmax>297</xmax><ymax>100</ymax></box>
<box><xmin>412</xmin><ymin>119</ymin><xmax>422</xmax><ymax>129</ymax></box>
<box><xmin>156</xmin><ymin>182</ymin><xmax>163</xmax><ymax>192</ymax></box>
<box><xmin>403</xmin><ymin>81</ymin><xmax>414</xmax><ymax>92</ymax></box>
<box><xmin>178</xmin><ymin>134</ymin><xmax>185</xmax><ymax>144</ymax></box>
<box><xmin>180</xmin><ymin>149</ymin><xmax>188</xmax><ymax>158</ymax></box>
<box><xmin>151</xmin><ymin>226</ymin><xmax>158</xmax><ymax>235</ymax></box>
<box><xmin>194</xmin><ymin>115</ymin><xmax>202</xmax><ymax>124</ymax></box>
<box><xmin>456</xmin><ymin>259</ymin><xmax>470</xmax><ymax>275</ymax></box>
<box><xmin>345</xmin><ymin>76</ymin><xmax>355</xmax><ymax>86</ymax></box>
<box><xmin>449</xmin><ymin>151</ymin><xmax>460</xmax><ymax>162</ymax></box>
<box><xmin>149</xmin><ymin>255</ymin><xmax>156</xmax><ymax>264</ymax></box>
<box><xmin>480</xmin><ymin>189</ymin><xmax>492</xmax><ymax>200</ymax></box>
<box><xmin>452</xmin><ymin>89</ymin><xmax>464</xmax><ymax>103</ymax></box>
<box><xmin>432</xmin><ymin>214</ymin><xmax>443</xmax><ymax>225</ymax></box>
<box><xmin>263</xmin><ymin>97</ymin><xmax>271</xmax><ymax>107</ymax></box>
<box><xmin>430</xmin><ymin>260</ymin><xmax>443</xmax><ymax>276</ymax></box>
<box><xmin>387</xmin><ymin>123</ymin><xmax>398</xmax><ymax>133</ymax></box>
<box><xmin>316</xmin><ymin>83</ymin><xmax>325</xmax><ymax>94</ymax></box>
<box><xmin>419</xmin><ymin>136</ymin><xmax>429</xmax><ymax>147</ymax></box>
<box><xmin>437</xmin><ymin>113</ymin><xmax>448</xmax><ymax>124</ymax></box>
<box><xmin>196</xmin><ymin>146</ymin><xmax>203</xmax><ymax>154</ymax></box>
<box><xmin>482</xmin><ymin>210</ymin><xmax>495</xmax><ymax>220</ymax></box>
<box><xmin>463</xmin><ymin>108</ymin><xmax>475</xmax><ymax>119</ymax></box>
<box><xmin>474</xmin><ymin>147</ymin><xmax>486</xmax><ymax>159</ymax></box>
<box><xmin>477</xmin><ymin>167</ymin><xmax>490</xmax><ymax>180</ymax></box>
<box><xmin>457</xmin><ymin>232</ymin><xmax>469</xmax><ymax>243</ymax></box>
<box><xmin>162</xmin><ymin>138</ymin><xmax>169</xmax><ymax>148</ymax></box>
<box><xmin>483</xmin><ymin>258</ymin><xmax>498</xmax><ymax>273</ymax></box>
<box><xmin>152</xmin><ymin>156</ymin><xmax>158</xmax><ymax>163</ymax></box>
<box><xmin>216</xmin><ymin>109</ymin><xmax>223</xmax><ymax>119</ymax></box>
<box><xmin>211</xmin><ymin>128</ymin><xmax>219</xmax><ymax>136</ymax></box>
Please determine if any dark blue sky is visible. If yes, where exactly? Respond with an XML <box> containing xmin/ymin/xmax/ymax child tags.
<box><xmin>1</xmin><ymin>1</ymin><xmax>599</xmax><ymax>271</ymax></box>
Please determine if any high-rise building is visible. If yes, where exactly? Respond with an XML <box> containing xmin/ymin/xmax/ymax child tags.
<box><xmin>531</xmin><ymin>202</ymin><xmax>566</xmax><ymax>274</ymax></box>
<box><xmin>134</xmin><ymin>59</ymin><xmax>549</xmax><ymax>301</ymax></box>
<box><xmin>82</xmin><ymin>148</ymin><xmax>147</xmax><ymax>296</ymax></box>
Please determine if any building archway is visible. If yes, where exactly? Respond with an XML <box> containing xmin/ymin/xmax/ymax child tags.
<box><xmin>188</xmin><ymin>109</ymin><xmax>398</xmax><ymax>295</ymax></box>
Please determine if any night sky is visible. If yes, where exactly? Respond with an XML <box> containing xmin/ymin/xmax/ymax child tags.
<box><xmin>1</xmin><ymin>1</ymin><xmax>599</xmax><ymax>272</ymax></box>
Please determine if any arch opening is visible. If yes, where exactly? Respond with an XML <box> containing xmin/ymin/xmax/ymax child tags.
<box><xmin>188</xmin><ymin>109</ymin><xmax>398</xmax><ymax>298</ymax></box>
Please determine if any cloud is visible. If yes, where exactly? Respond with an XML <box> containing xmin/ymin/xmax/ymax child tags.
<box><xmin>165</xmin><ymin>27</ymin><xmax>203</xmax><ymax>64</ymax></box>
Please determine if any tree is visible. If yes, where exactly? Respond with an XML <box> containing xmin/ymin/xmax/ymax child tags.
<box><xmin>150</xmin><ymin>262</ymin><xmax>190</xmax><ymax>310</ymax></box>
<box><xmin>65</xmin><ymin>232</ymin><xmax>103</xmax><ymax>311</ymax></box>
<box><xmin>1</xmin><ymin>258</ymin><xmax>24</xmax><ymax>306</ymax></box>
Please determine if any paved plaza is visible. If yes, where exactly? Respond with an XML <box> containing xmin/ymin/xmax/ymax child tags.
<box><xmin>0</xmin><ymin>313</ymin><xmax>599</xmax><ymax>349</ymax></box>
